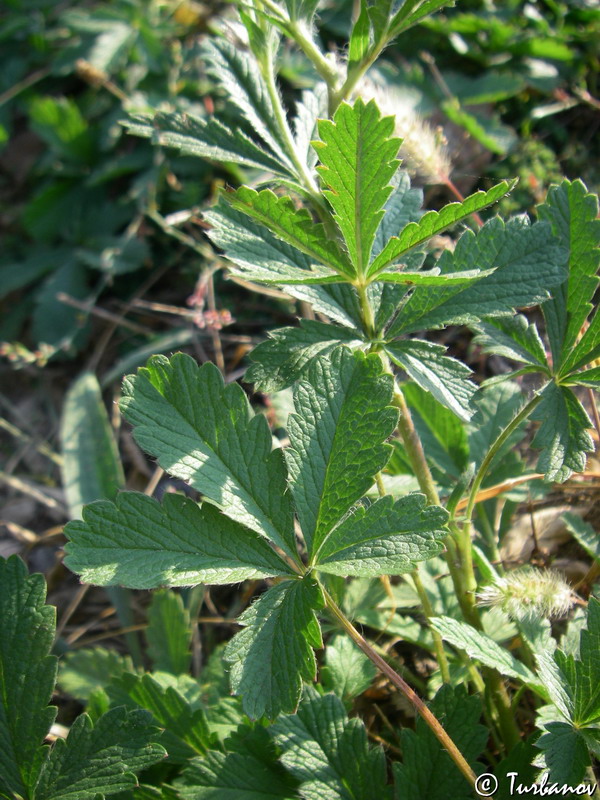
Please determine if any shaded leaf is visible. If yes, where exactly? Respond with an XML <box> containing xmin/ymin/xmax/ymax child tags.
<box><xmin>60</xmin><ymin>372</ymin><xmax>125</xmax><ymax>520</ymax></box>
<box><xmin>34</xmin><ymin>707</ymin><xmax>165</xmax><ymax>800</ymax></box>
<box><xmin>272</xmin><ymin>690</ymin><xmax>390</xmax><ymax>800</ymax></box>
<box><xmin>531</xmin><ymin>382</ymin><xmax>594</xmax><ymax>482</ymax></box>
<box><xmin>59</xmin><ymin>648</ymin><xmax>136</xmax><ymax>702</ymax></box>
<box><xmin>107</xmin><ymin>672</ymin><xmax>210</xmax><ymax>763</ymax></box>
<box><xmin>146</xmin><ymin>589</ymin><xmax>192</xmax><ymax>675</ymax></box>
<box><xmin>224</xmin><ymin>578</ymin><xmax>324</xmax><ymax>720</ymax></box>
<box><xmin>246</xmin><ymin>321</ymin><xmax>362</xmax><ymax>393</ymax></box>
<box><xmin>386</xmin><ymin>339</ymin><xmax>476</xmax><ymax>421</ymax></box>
<box><xmin>472</xmin><ymin>315</ymin><xmax>548</xmax><ymax>369</ymax></box>
<box><xmin>394</xmin><ymin>685</ymin><xmax>487</xmax><ymax>800</ymax></box>
<box><xmin>0</xmin><ymin>556</ymin><xmax>57</xmax><ymax>799</ymax></box>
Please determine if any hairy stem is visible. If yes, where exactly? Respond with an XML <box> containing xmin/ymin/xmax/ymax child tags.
<box><xmin>392</xmin><ymin>385</ymin><xmax>440</xmax><ymax>506</ymax></box>
<box><xmin>322</xmin><ymin>587</ymin><xmax>478</xmax><ymax>789</ymax></box>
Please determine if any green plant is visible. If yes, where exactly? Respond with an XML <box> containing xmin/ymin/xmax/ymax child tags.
<box><xmin>3</xmin><ymin>0</ymin><xmax>600</xmax><ymax>798</ymax></box>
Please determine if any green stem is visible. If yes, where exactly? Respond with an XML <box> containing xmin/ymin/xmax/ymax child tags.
<box><xmin>322</xmin><ymin>587</ymin><xmax>478</xmax><ymax>790</ymax></box>
<box><xmin>463</xmin><ymin>394</ymin><xmax>542</xmax><ymax>524</ymax></box>
<box><xmin>329</xmin><ymin>41</ymin><xmax>387</xmax><ymax>113</ymax></box>
<box><xmin>357</xmin><ymin>283</ymin><xmax>376</xmax><ymax>339</ymax></box>
<box><xmin>411</xmin><ymin>569</ymin><xmax>451</xmax><ymax>684</ymax></box>
<box><xmin>392</xmin><ymin>384</ymin><xmax>440</xmax><ymax>506</ymax></box>
<box><xmin>261</xmin><ymin>55</ymin><xmax>320</xmax><ymax>195</ymax></box>
<box><xmin>286</xmin><ymin>19</ymin><xmax>340</xmax><ymax>91</ymax></box>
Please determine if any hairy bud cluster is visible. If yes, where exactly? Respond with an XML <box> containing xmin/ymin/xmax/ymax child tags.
<box><xmin>356</xmin><ymin>78</ymin><xmax>452</xmax><ymax>185</ymax></box>
<box><xmin>476</xmin><ymin>568</ymin><xmax>575</xmax><ymax>621</ymax></box>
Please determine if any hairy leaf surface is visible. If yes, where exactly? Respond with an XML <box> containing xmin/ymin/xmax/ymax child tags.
<box><xmin>124</xmin><ymin>114</ymin><xmax>289</xmax><ymax>174</ymax></box>
<box><xmin>0</xmin><ymin>556</ymin><xmax>57</xmax><ymax>799</ymax></box>
<box><xmin>472</xmin><ymin>315</ymin><xmax>548</xmax><ymax>369</ymax></box>
<box><xmin>314</xmin><ymin>99</ymin><xmax>400</xmax><ymax>276</ymax></box>
<box><xmin>389</xmin><ymin>217</ymin><xmax>567</xmax><ymax>335</ymax></box>
<box><xmin>65</xmin><ymin>492</ymin><xmax>294</xmax><ymax>588</ymax></box>
<box><xmin>246</xmin><ymin>321</ymin><xmax>362</xmax><ymax>393</ymax></box>
<box><xmin>272</xmin><ymin>691</ymin><xmax>390</xmax><ymax>800</ymax></box>
<box><xmin>286</xmin><ymin>348</ymin><xmax>397</xmax><ymax>555</ymax></box>
<box><xmin>202</xmin><ymin>39</ymin><xmax>290</xmax><ymax>165</ymax></box>
<box><xmin>386</xmin><ymin>339</ymin><xmax>476</xmax><ymax>421</ymax></box>
<box><xmin>120</xmin><ymin>354</ymin><xmax>297</xmax><ymax>558</ymax></box>
<box><xmin>223</xmin><ymin>187</ymin><xmax>353</xmax><ymax>278</ymax></box>
<box><xmin>107</xmin><ymin>673</ymin><xmax>210</xmax><ymax>763</ymax></box>
<box><xmin>315</xmin><ymin>494</ymin><xmax>447</xmax><ymax>576</ymax></box>
<box><xmin>34</xmin><ymin>707</ymin><xmax>164</xmax><ymax>800</ymax></box>
<box><xmin>224</xmin><ymin>579</ymin><xmax>324</xmax><ymax>720</ymax></box>
<box><xmin>531</xmin><ymin>382</ymin><xmax>594</xmax><ymax>482</ymax></box>
<box><xmin>431</xmin><ymin>616</ymin><xmax>540</xmax><ymax>688</ymax></box>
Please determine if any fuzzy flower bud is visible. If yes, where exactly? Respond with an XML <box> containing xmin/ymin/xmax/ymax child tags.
<box><xmin>476</xmin><ymin>568</ymin><xmax>574</xmax><ymax>621</ymax></box>
<box><xmin>355</xmin><ymin>77</ymin><xmax>452</xmax><ymax>186</ymax></box>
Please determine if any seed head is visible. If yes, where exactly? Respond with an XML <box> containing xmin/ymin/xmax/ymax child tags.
<box><xmin>356</xmin><ymin>78</ymin><xmax>452</xmax><ymax>185</ymax></box>
<box><xmin>476</xmin><ymin>568</ymin><xmax>574</xmax><ymax>621</ymax></box>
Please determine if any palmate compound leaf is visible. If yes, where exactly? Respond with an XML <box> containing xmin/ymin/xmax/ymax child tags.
<box><xmin>33</xmin><ymin>707</ymin><xmax>165</xmax><ymax>800</ymax></box>
<box><xmin>312</xmin><ymin>98</ymin><xmax>401</xmax><ymax>277</ymax></box>
<box><xmin>393</xmin><ymin>684</ymin><xmax>487</xmax><ymax>800</ymax></box>
<box><xmin>64</xmin><ymin>491</ymin><xmax>295</xmax><ymax>589</ymax></box>
<box><xmin>554</xmin><ymin>597</ymin><xmax>600</xmax><ymax>727</ymax></box>
<box><xmin>367</xmin><ymin>180</ymin><xmax>514</xmax><ymax>279</ymax></box>
<box><xmin>119</xmin><ymin>353</ymin><xmax>298</xmax><ymax>560</ymax></box>
<box><xmin>533</xmin><ymin>600</ymin><xmax>600</xmax><ymax>784</ymax></box>
<box><xmin>224</xmin><ymin>577</ymin><xmax>324</xmax><ymax>720</ymax></box>
<box><xmin>0</xmin><ymin>556</ymin><xmax>165</xmax><ymax>800</ymax></box>
<box><xmin>176</xmin><ymin>724</ymin><xmax>300</xmax><ymax>799</ymax></box>
<box><xmin>286</xmin><ymin>347</ymin><xmax>398</xmax><ymax>557</ymax></box>
<box><xmin>389</xmin><ymin>215</ymin><xmax>568</xmax><ymax>336</ymax></box>
<box><xmin>272</xmin><ymin>689</ymin><xmax>391</xmax><ymax>800</ymax></box>
<box><xmin>313</xmin><ymin>494</ymin><xmax>447</xmax><ymax>577</ymax></box>
<box><xmin>0</xmin><ymin>555</ymin><xmax>57</xmax><ymax>799</ymax></box>
<box><xmin>122</xmin><ymin>113</ymin><xmax>290</xmax><ymax>175</ymax></box>
<box><xmin>106</xmin><ymin>672</ymin><xmax>211</xmax><ymax>763</ymax></box>
<box><xmin>530</xmin><ymin>381</ymin><xmax>594</xmax><ymax>483</ymax></box>
<box><xmin>537</xmin><ymin>179</ymin><xmax>600</xmax><ymax>369</ymax></box>
<box><xmin>245</xmin><ymin>320</ymin><xmax>363</xmax><ymax>393</ymax></box>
